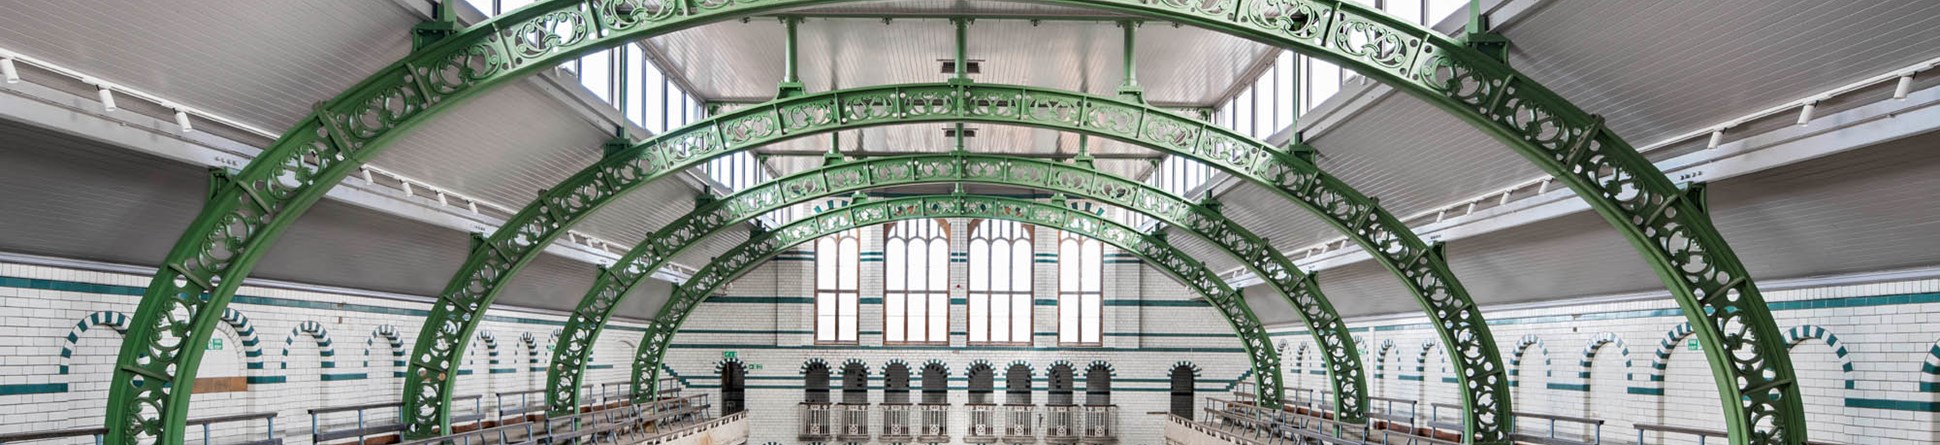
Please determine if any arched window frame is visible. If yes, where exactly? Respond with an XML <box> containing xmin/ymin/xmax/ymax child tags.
<box><xmin>815</xmin><ymin>229</ymin><xmax>862</xmax><ymax>344</ymax></box>
<box><xmin>1057</xmin><ymin>232</ymin><xmax>1105</xmax><ymax>346</ymax></box>
<box><xmin>885</xmin><ymin>219</ymin><xmax>951</xmax><ymax>344</ymax></box>
<box><xmin>969</xmin><ymin>219</ymin><xmax>1034</xmax><ymax>345</ymax></box>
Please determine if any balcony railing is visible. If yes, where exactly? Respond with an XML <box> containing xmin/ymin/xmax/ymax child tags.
<box><xmin>881</xmin><ymin>403</ymin><xmax>915</xmax><ymax>441</ymax></box>
<box><xmin>836</xmin><ymin>403</ymin><xmax>872</xmax><ymax>441</ymax></box>
<box><xmin>1004</xmin><ymin>404</ymin><xmax>1038</xmax><ymax>443</ymax></box>
<box><xmin>917</xmin><ymin>404</ymin><xmax>951</xmax><ymax>442</ymax></box>
<box><xmin>1046</xmin><ymin>405</ymin><xmax>1080</xmax><ymax>444</ymax></box>
<box><xmin>1080</xmin><ymin>405</ymin><xmax>1118</xmax><ymax>443</ymax></box>
<box><xmin>966</xmin><ymin>404</ymin><xmax>1000</xmax><ymax>443</ymax></box>
<box><xmin>798</xmin><ymin>403</ymin><xmax>833</xmax><ymax>441</ymax></box>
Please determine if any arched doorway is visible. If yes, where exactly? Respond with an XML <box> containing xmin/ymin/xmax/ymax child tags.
<box><xmin>720</xmin><ymin>360</ymin><xmax>746</xmax><ymax>415</ymax></box>
<box><xmin>1169</xmin><ymin>363</ymin><xmax>1197</xmax><ymax>419</ymax></box>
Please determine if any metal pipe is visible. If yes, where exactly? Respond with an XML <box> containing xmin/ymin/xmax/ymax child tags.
<box><xmin>782</xmin><ymin>18</ymin><xmax>801</xmax><ymax>84</ymax></box>
<box><xmin>1120</xmin><ymin>21</ymin><xmax>1137</xmax><ymax>88</ymax></box>
<box><xmin>953</xmin><ymin>18</ymin><xmax>968</xmax><ymax>80</ymax></box>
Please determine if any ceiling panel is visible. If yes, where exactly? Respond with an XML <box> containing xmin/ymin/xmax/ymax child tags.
<box><xmin>1708</xmin><ymin>129</ymin><xmax>1940</xmax><ymax>279</ymax></box>
<box><xmin>1308</xmin><ymin>93</ymin><xmax>1534</xmax><ymax>222</ymax></box>
<box><xmin>0</xmin><ymin>119</ymin><xmax>205</xmax><ymax>266</ymax></box>
<box><xmin>255</xmin><ymin>199</ymin><xmax>470</xmax><ymax>297</ymax></box>
<box><xmin>649</xmin><ymin>17</ymin><xmax>1271</xmax><ymax>105</ymax></box>
<box><xmin>1313</xmin><ymin>259</ymin><xmax>1412</xmax><ymax>318</ymax></box>
<box><xmin>1327</xmin><ymin>129</ymin><xmax>1940</xmax><ymax>318</ymax></box>
<box><xmin>1506</xmin><ymin>0</ymin><xmax>1940</xmax><ymax>146</ymax></box>
<box><xmin>371</xmin><ymin>83</ymin><xmax>613</xmax><ymax>213</ymax></box>
<box><xmin>496</xmin><ymin>247</ymin><xmax>603</xmax><ymax>314</ymax></box>
<box><xmin>1217</xmin><ymin>181</ymin><xmax>1334</xmax><ymax>254</ymax></box>
<box><xmin>0</xmin><ymin>0</ymin><xmax>416</xmax><ymax>130</ymax></box>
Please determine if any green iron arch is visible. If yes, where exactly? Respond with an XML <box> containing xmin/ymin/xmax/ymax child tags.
<box><xmin>542</xmin><ymin>153</ymin><xmax>1367</xmax><ymax>423</ymax></box>
<box><xmin>104</xmin><ymin>1</ymin><xmax>1801</xmax><ymax>444</ymax></box>
<box><xmin>393</xmin><ymin>82</ymin><xmax>1495</xmax><ymax>439</ymax></box>
<box><xmin>624</xmin><ymin>193</ymin><xmax>1273</xmax><ymax>402</ymax></box>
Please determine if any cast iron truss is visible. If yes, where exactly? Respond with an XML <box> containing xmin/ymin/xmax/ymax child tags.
<box><xmin>421</xmin><ymin>80</ymin><xmax>1494</xmax><ymax>437</ymax></box>
<box><xmin>543</xmin><ymin>153</ymin><xmax>1368</xmax><ymax>422</ymax></box>
<box><xmin>104</xmin><ymin>1</ymin><xmax>1801</xmax><ymax>444</ymax></box>
<box><xmin>622</xmin><ymin>194</ymin><xmax>1271</xmax><ymax>404</ymax></box>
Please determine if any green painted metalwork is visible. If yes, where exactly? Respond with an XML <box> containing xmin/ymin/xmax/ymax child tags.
<box><xmin>623</xmin><ymin>194</ymin><xmax>1273</xmax><ymax>401</ymax></box>
<box><xmin>407</xmin><ymin>81</ymin><xmax>1482</xmax><ymax>438</ymax></box>
<box><xmin>543</xmin><ymin>153</ymin><xmax>1368</xmax><ymax>422</ymax></box>
<box><xmin>105</xmin><ymin>0</ymin><xmax>1800</xmax><ymax>443</ymax></box>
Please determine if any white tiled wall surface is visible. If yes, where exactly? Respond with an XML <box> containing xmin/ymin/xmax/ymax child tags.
<box><xmin>0</xmin><ymin>261</ymin><xmax>644</xmax><ymax>444</ymax></box>
<box><xmin>4</xmin><ymin>249</ymin><xmax>1940</xmax><ymax>444</ymax></box>
<box><xmin>1320</xmin><ymin>278</ymin><xmax>1940</xmax><ymax>444</ymax></box>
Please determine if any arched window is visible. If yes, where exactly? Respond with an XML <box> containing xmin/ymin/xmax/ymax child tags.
<box><xmin>1169</xmin><ymin>364</ymin><xmax>1197</xmax><ymax>418</ymax></box>
<box><xmin>1005</xmin><ymin>364</ymin><xmax>1033</xmax><ymax>405</ymax></box>
<box><xmin>885</xmin><ymin>219</ymin><xmax>950</xmax><ymax>344</ymax></box>
<box><xmin>1058</xmin><ymin>232</ymin><xmax>1104</xmax><ymax>345</ymax></box>
<box><xmin>720</xmin><ymin>361</ymin><xmax>747</xmax><ymax>415</ymax></box>
<box><xmin>816</xmin><ymin>229</ymin><xmax>862</xmax><ymax>343</ymax></box>
<box><xmin>884</xmin><ymin>362</ymin><xmax>912</xmax><ymax>405</ymax></box>
<box><xmin>969</xmin><ymin>220</ymin><xmax>1033</xmax><ymax>344</ymax></box>
<box><xmin>841</xmin><ymin>362</ymin><xmax>869</xmax><ymax>405</ymax></box>
<box><xmin>967</xmin><ymin>363</ymin><xmax>996</xmax><ymax>405</ymax></box>
<box><xmin>1048</xmin><ymin>363</ymin><xmax>1076</xmax><ymax>406</ymax></box>
<box><xmin>1084</xmin><ymin>363</ymin><xmax>1112</xmax><ymax>406</ymax></box>
<box><xmin>805</xmin><ymin>361</ymin><xmax>832</xmax><ymax>404</ymax></box>
<box><xmin>921</xmin><ymin>363</ymin><xmax>949</xmax><ymax>405</ymax></box>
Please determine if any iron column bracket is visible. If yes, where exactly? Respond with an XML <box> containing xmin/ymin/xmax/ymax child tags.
<box><xmin>1460</xmin><ymin>1</ymin><xmax>1510</xmax><ymax>63</ymax></box>
<box><xmin>1115</xmin><ymin>20</ymin><xmax>1146</xmax><ymax>104</ymax></box>
<box><xmin>600</xmin><ymin>127</ymin><xmax>634</xmax><ymax>159</ymax></box>
<box><xmin>1284</xmin><ymin>141</ymin><xmax>1318</xmax><ymax>164</ymax></box>
<box><xmin>412</xmin><ymin>1</ymin><xmax>461</xmax><ymax>51</ymax></box>
<box><xmin>467</xmin><ymin>232</ymin><xmax>488</xmax><ymax>253</ymax></box>
<box><xmin>1198</xmin><ymin>194</ymin><xmax>1223</xmax><ymax>215</ymax></box>
<box><xmin>1682</xmin><ymin>181</ymin><xmax>1710</xmax><ymax>214</ymax></box>
<box><xmin>1073</xmin><ymin>134</ymin><xmax>1096</xmax><ymax>169</ymax></box>
<box><xmin>776</xmin><ymin>17</ymin><xmax>807</xmax><ymax>99</ymax></box>
<box><xmin>1462</xmin><ymin>31</ymin><xmax>1511</xmax><ymax>64</ymax></box>
<box><xmin>205</xmin><ymin>167</ymin><xmax>238</xmax><ymax>201</ymax></box>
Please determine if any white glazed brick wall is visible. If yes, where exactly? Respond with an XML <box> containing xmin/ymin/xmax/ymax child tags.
<box><xmin>7</xmin><ymin>254</ymin><xmax>1940</xmax><ymax>444</ymax></box>
<box><xmin>1302</xmin><ymin>277</ymin><xmax>1940</xmax><ymax>444</ymax></box>
<box><xmin>662</xmin><ymin>222</ymin><xmax>1250</xmax><ymax>445</ymax></box>
<box><xmin>0</xmin><ymin>260</ymin><xmax>648</xmax><ymax>445</ymax></box>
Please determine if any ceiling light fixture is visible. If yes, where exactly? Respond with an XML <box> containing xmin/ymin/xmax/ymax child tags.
<box><xmin>173</xmin><ymin>109</ymin><xmax>194</xmax><ymax>133</ymax></box>
<box><xmin>0</xmin><ymin>57</ymin><xmax>18</xmax><ymax>83</ymax></box>
<box><xmin>938</xmin><ymin>59</ymin><xmax>983</xmax><ymax>74</ymax></box>
<box><xmin>95</xmin><ymin>84</ymin><xmax>117</xmax><ymax>112</ymax></box>
<box><xmin>943</xmin><ymin>127</ymin><xmax>978</xmax><ymax>138</ymax></box>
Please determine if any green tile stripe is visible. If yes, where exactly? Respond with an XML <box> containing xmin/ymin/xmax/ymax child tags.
<box><xmin>0</xmin><ymin>383</ymin><xmax>67</xmax><ymax>395</ymax></box>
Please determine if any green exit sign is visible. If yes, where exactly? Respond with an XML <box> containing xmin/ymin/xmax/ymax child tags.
<box><xmin>723</xmin><ymin>351</ymin><xmax>737</xmax><ymax>359</ymax></box>
<box><xmin>1687</xmin><ymin>339</ymin><xmax>1700</xmax><ymax>351</ymax></box>
<box><xmin>209</xmin><ymin>338</ymin><xmax>225</xmax><ymax>351</ymax></box>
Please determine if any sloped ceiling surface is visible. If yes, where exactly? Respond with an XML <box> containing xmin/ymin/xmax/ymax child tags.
<box><xmin>0</xmin><ymin>0</ymin><xmax>415</xmax><ymax>130</ymax></box>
